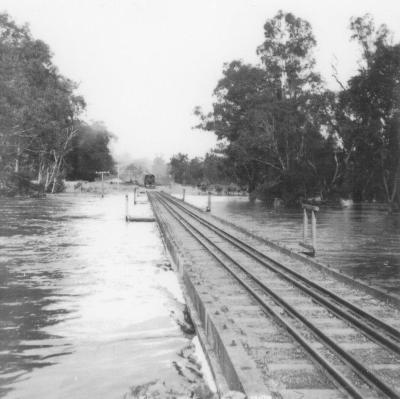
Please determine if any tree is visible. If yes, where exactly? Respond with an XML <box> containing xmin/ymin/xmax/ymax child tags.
<box><xmin>339</xmin><ymin>15</ymin><xmax>400</xmax><ymax>208</ymax></box>
<box><xmin>188</xmin><ymin>157</ymin><xmax>204</xmax><ymax>185</ymax></box>
<box><xmin>169</xmin><ymin>152</ymin><xmax>231</xmax><ymax>187</ymax></box>
<box><xmin>169</xmin><ymin>153</ymin><xmax>190</xmax><ymax>184</ymax></box>
<box><xmin>196</xmin><ymin>11</ymin><xmax>335</xmax><ymax>203</ymax></box>
<box><xmin>256</xmin><ymin>10</ymin><xmax>321</xmax><ymax>100</ymax></box>
<box><xmin>0</xmin><ymin>12</ymin><xmax>86</xmax><ymax>194</ymax></box>
<box><xmin>66</xmin><ymin>122</ymin><xmax>115</xmax><ymax>181</ymax></box>
<box><xmin>195</xmin><ymin>61</ymin><xmax>273</xmax><ymax>192</ymax></box>
<box><xmin>123</xmin><ymin>163</ymin><xmax>144</xmax><ymax>182</ymax></box>
<box><xmin>203</xmin><ymin>151</ymin><xmax>231</xmax><ymax>184</ymax></box>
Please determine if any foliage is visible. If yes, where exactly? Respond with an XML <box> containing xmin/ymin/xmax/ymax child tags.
<box><xmin>203</xmin><ymin>151</ymin><xmax>232</xmax><ymax>184</ymax></box>
<box><xmin>169</xmin><ymin>153</ymin><xmax>190</xmax><ymax>184</ymax></box>
<box><xmin>123</xmin><ymin>163</ymin><xmax>144</xmax><ymax>182</ymax></box>
<box><xmin>65</xmin><ymin>122</ymin><xmax>115</xmax><ymax>181</ymax></box>
<box><xmin>0</xmin><ymin>13</ymin><xmax>114</xmax><ymax>195</ymax></box>
<box><xmin>195</xmin><ymin>11</ymin><xmax>400</xmax><ymax>207</ymax></box>
<box><xmin>338</xmin><ymin>16</ymin><xmax>400</xmax><ymax>208</ymax></box>
<box><xmin>196</xmin><ymin>11</ymin><xmax>337</xmax><ymax>204</ymax></box>
<box><xmin>188</xmin><ymin>157</ymin><xmax>204</xmax><ymax>184</ymax></box>
<box><xmin>169</xmin><ymin>151</ymin><xmax>232</xmax><ymax>187</ymax></box>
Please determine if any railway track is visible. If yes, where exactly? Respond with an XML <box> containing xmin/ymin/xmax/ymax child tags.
<box><xmin>150</xmin><ymin>191</ymin><xmax>400</xmax><ymax>399</ymax></box>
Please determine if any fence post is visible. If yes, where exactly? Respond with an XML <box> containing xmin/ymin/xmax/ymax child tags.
<box><xmin>206</xmin><ymin>191</ymin><xmax>211</xmax><ymax>212</ymax></box>
<box><xmin>125</xmin><ymin>194</ymin><xmax>129</xmax><ymax>221</ymax></box>
<box><xmin>300</xmin><ymin>204</ymin><xmax>319</xmax><ymax>256</ymax></box>
<box><xmin>311</xmin><ymin>209</ymin><xmax>317</xmax><ymax>251</ymax></box>
<box><xmin>182</xmin><ymin>188</ymin><xmax>186</xmax><ymax>202</ymax></box>
<box><xmin>303</xmin><ymin>208</ymin><xmax>308</xmax><ymax>242</ymax></box>
<box><xmin>134</xmin><ymin>187</ymin><xmax>137</xmax><ymax>205</ymax></box>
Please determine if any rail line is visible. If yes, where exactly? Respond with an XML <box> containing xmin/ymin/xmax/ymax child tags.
<box><xmin>159</xmin><ymin>192</ymin><xmax>400</xmax><ymax>350</ymax></box>
<box><xmin>150</xmin><ymin>191</ymin><xmax>400</xmax><ymax>399</ymax></box>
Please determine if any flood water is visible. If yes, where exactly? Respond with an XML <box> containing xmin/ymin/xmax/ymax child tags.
<box><xmin>1</xmin><ymin>192</ymin><xmax>399</xmax><ymax>398</ymax></box>
<box><xmin>0</xmin><ymin>193</ymin><xmax>215</xmax><ymax>398</ymax></box>
<box><xmin>177</xmin><ymin>194</ymin><xmax>400</xmax><ymax>296</ymax></box>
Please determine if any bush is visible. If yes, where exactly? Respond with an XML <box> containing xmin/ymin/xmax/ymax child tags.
<box><xmin>214</xmin><ymin>184</ymin><xmax>223</xmax><ymax>194</ymax></box>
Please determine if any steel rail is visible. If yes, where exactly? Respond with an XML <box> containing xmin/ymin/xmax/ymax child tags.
<box><xmin>150</xmin><ymin>194</ymin><xmax>366</xmax><ymax>399</ymax></box>
<box><xmin>153</xmin><ymin>192</ymin><xmax>400</xmax><ymax>399</ymax></box>
<box><xmin>159</xmin><ymin>191</ymin><xmax>400</xmax><ymax>351</ymax></box>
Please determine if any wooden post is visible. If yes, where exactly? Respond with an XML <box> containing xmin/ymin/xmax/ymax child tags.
<box><xmin>134</xmin><ymin>187</ymin><xmax>137</xmax><ymax>205</ymax></box>
<box><xmin>303</xmin><ymin>208</ymin><xmax>308</xmax><ymax>241</ymax></box>
<box><xmin>206</xmin><ymin>191</ymin><xmax>211</xmax><ymax>212</ymax></box>
<box><xmin>311</xmin><ymin>210</ymin><xmax>317</xmax><ymax>251</ymax></box>
<box><xmin>125</xmin><ymin>194</ymin><xmax>129</xmax><ymax>221</ymax></box>
<box><xmin>299</xmin><ymin>204</ymin><xmax>319</xmax><ymax>256</ymax></box>
<box><xmin>182</xmin><ymin>188</ymin><xmax>186</xmax><ymax>202</ymax></box>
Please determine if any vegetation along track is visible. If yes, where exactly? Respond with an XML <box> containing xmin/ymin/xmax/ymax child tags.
<box><xmin>150</xmin><ymin>191</ymin><xmax>400</xmax><ymax>399</ymax></box>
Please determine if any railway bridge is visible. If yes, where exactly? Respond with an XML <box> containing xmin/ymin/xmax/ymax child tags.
<box><xmin>147</xmin><ymin>191</ymin><xmax>400</xmax><ymax>399</ymax></box>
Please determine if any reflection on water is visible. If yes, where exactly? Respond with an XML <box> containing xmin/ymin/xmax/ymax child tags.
<box><xmin>0</xmin><ymin>194</ymin><xmax>213</xmax><ymax>398</ymax></box>
<box><xmin>181</xmin><ymin>195</ymin><xmax>400</xmax><ymax>295</ymax></box>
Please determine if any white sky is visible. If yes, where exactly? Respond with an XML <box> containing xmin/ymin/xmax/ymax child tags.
<box><xmin>1</xmin><ymin>0</ymin><xmax>399</xmax><ymax>162</ymax></box>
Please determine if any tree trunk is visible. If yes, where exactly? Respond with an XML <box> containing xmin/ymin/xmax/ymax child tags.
<box><xmin>51</xmin><ymin>160</ymin><xmax>61</xmax><ymax>193</ymax></box>
<box><xmin>37</xmin><ymin>165</ymin><xmax>42</xmax><ymax>184</ymax></box>
<box><xmin>14</xmin><ymin>142</ymin><xmax>20</xmax><ymax>173</ymax></box>
<box><xmin>45</xmin><ymin>169</ymin><xmax>50</xmax><ymax>191</ymax></box>
<box><xmin>248</xmin><ymin>179</ymin><xmax>257</xmax><ymax>202</ymax></box>
<box><xmin>388</xmin><ymin>162</ymin><xmax>400</xmax><ymax>213</ymax></box>
<box><xmin>384</xmin><ymin>128</ymin><xmax>400</xmax><ymax>213</ymax></box>
<box><xmin>393</xmin><ymin>128</ymin><xmax>400</xmax><ymax>208</ymax></box>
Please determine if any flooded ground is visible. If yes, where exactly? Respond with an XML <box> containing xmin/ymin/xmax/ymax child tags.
<box><xmin>173</xmin><ymin>193</ymin><xmax>400</xmax><ymax>296</ymax></box>
<box><xmin>0</xmin><ymin>193</ymin><xmax>215</xmax><ymax>398</ymax></box>
<box><xmin>1</xmin><ymin>189</ymin><xmax>399</xmax><ymax>398</ymax></box>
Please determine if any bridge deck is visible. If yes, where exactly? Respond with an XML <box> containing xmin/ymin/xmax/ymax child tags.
<box><xmin>148</xmin><ymin>191</ymin><xmax>400</xmax><ymax>399</ymax></box>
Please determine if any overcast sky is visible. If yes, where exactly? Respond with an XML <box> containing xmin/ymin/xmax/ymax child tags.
<box><xmin>1</xmin><ymin>0</ymin><xmax>399</xmax><ymax>162</ymax></box>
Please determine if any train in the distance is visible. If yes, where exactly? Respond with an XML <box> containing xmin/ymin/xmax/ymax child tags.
<box><xmin>144</xmin><ymin>174</ymin><xmax>155</xmax><ymax>188</ymax></box>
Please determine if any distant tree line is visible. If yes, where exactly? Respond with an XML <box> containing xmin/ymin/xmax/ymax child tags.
<box><xmin>169</xmin><ymin>151</ymin><xmax>237</xmax><ymax>189</ymax></box>
<box><xmin>195</xmin><ymin>12</ymin><xmax>400</xmax><ymax>209</ymax></box>
<box><xmin>0</xmin><ymin>13</ymin><xmax>114</xmax><ymax>196</ymax></box>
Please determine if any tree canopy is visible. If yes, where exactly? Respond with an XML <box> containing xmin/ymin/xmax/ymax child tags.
<box><xmin>339</xmin><ymin>17</ymin><xmax>400</xmax><ymax>205</ymax></box>
<box><xmin>169</xmin><ymin>150</ymin><xmax>233</xmax><ymax>189</ymax></box>
<box><xmin>195</xmin><ymin>11</ymin><xmax>400</xmax><ymax>209</ymax></box>
<box><xmin>65</xmin><ymin>122</ymin><xmax>115</xmax><ymax>181</ymax></box>
<box><xmin>0</xmin><ymin>13</ymin><xmax>114</xmax><ymax>195</ymax></box>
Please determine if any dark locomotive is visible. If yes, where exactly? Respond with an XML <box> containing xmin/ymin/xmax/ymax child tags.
<box><xmin>144</xmin><ymin>174</ymin><xmax>155</xmax><ymax>188</ymax></box>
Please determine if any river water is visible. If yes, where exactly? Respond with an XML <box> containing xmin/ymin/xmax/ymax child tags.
<box><xmin>1</xmin><ymin>192</ymin><xmax>399</xmax><ymax>398</ymax></box>
<box><xmin>0</xmin><ymin>193</ymin><xmax>215</xmax><ymax>399</ymax></box>
<box><xmin>175</xmin><ymin>193</ymin><xmax>400</xmax><ymax>296</ymax></box>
